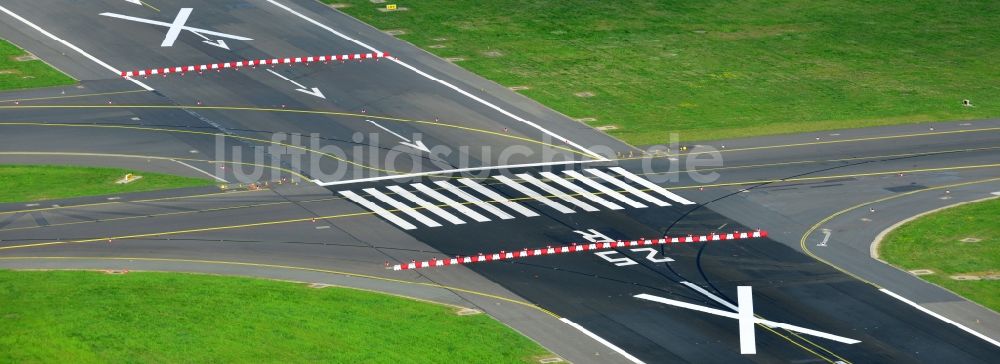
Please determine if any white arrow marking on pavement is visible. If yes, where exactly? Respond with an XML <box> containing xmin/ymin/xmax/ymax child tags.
<box><xmin>191</xmin><ymin>31</ymin><xmax>230</xmax><ymax>50</ymax></box>
<box><xmin>366</xmin><ymin>119</ymin><xmax>431</xmax><ymax>153</ymax></box>
<box><xmin>99</xmin><ymin>9</ymin><xmax>252</xmax><ymax>48</ymax></box>
<box><xmin>265</xmin><ymin>69</ymin><xmax>326</xmax><ymax>99</ymax></box>
<box><xmin>124</xmin><ymin>0</ymin><xmax>142</xmax><ymax>5</ymax></box>
<box><xmin>635</xmin><ymin>289</ymin><xmax>861</xmax><ymax>354</ymax></box>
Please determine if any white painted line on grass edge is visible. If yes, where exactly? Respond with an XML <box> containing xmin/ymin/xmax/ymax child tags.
<box><xmin>559</xmin><ymin>318</ymin><xmax>646</xmax><ymax>364</ymax></box>
<box><xmin>264</xmin><ymin>0</ymin><xmax>608</xmax><ymax>161</ymax></box>
<box><xmin>172</xmin><ymin>159</ymin><xmax>228</xmax><ymax>182</ymax></box>
<box><xmin>0</xmin><ymin>5</ymin><xmax>154</xmax><ymax>91</ymax></box>
<box><xmin>880</xmin><ymin>288</ymin><xmax>1000</xmax><ymax>347</ymax></box>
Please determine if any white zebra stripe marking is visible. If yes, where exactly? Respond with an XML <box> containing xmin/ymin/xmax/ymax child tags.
<box><xmin>338</xmin><ymin>190</ymin><xmax>417</xmax><ymax>230</ymax></box>
<box><xmin>457</xmin><ymin>178</ymin><xmax>539</xmax><ymax>217</ymax></box>
<box><xmin>363</xmin><ymin>188</ymin><xmax>441</xmax><ymax>228</ymax></box>
<box><xmin>586</xmin><ymin>169</ymin><xmax>670</xmax><ymax>206</ymax></box>
<box><xmin>563</xmin><ymin>170</ymin><xmax>647</xmax><ymax>208</ymax></box>
<box><xmin>387</xmin><ymin>186</ymin><xmax>465</xmax><ymax>225</ymax></box>
<box><xmin>433</xmin><ymin>180</ymin><xmax>516</xmax><ymax>220</ymax></box>
<box><xmin>412</xmin><ymin>183</ymin><xmax>491</xmax><ymax>222</ymax></box>
<box><xmin>516</xmin><ymin>173</ymin><xmax>599</xmax><ymax>212</ymax></box>
<box><xmin>610</xmin><ymin>167</ymin><xmax>695</xmax><ymax>205</ymax></box>
<box><xmin>494</xmin><ymin>175</ymin><xmax>575</xmax><ymax>214</ymax></box>
<box><xmin>539</xmin><ymin>171</ymin><xmax>624</xmax><ymax>210</ymax></box>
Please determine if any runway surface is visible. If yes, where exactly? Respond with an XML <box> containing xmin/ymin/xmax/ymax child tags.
<box><xmin>2</xmin><ymin>1</ymin><xmax>999</xmax><ymax>363</ymax></box>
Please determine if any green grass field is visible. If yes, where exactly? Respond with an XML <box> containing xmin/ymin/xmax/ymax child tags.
<box><xmin>0</xmin><ymin>165</ymin><xmax>215</xmax><ymax>203</ymax></box>
<box><xmin>0</xmin><ymin>270</ymin><xmax>550</xmax><ymax>363</ymax></box>
<box><xmin>879</xmin><ymin>198</ymin><xmax>1000</xmax><ymax>312</ymax></box>
<box><xmin>0</xmin><ymin>38</ymin><xmax>75</xmax><ymax>91</ymax></box>
<box><xmin>326</xmin><ymin>0</ymin><xmax>999</xmax><ymax>144</ymax></box>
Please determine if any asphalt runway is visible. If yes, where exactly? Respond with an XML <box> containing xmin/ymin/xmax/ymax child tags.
<box><xmin>1</xmin><ymin>1</ymin><xmax>999</xmax><ymax>363</ymax></box>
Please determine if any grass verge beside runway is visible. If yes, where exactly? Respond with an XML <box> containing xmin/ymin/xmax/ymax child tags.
<box><xmin>0</xmin><ymin>39</ymin><xmax>75</xmax><ymax>91</ymax></box>
<box><xmin>0</xmin><ymin>270</ymin><xmax>550</xmax><ymax>363</ymax></box>
<box><xmin>879</xmin><ymin>198</ymin><xmax>1000</xmax><ymax>312</ymax></box>
<box><xmin>0</xmin><ymin>165</ymin><xmax>215</xmax><ymax>203</ymax></box>
<box><xmin>327</xmin><ymin>0</ymin><xmax>999</xmax><ymax>144</ymax></box>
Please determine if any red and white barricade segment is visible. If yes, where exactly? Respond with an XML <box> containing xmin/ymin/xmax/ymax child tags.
<box><xmin>392</xmin><ymin>230</ymin><xmax>767</xmax><ymax>271</ymax></box>
<box><xmin>121</xmin><ymin>52</ymin><xmax>389</xmax><ymax>78</ymax></box>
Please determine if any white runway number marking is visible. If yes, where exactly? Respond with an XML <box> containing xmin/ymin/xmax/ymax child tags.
<box><xmin>337</xmin><ymin>168</ymin><xmax>693</xmax><ymax>230</ymax></box>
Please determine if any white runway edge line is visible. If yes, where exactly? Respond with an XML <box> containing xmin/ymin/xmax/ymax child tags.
<box><xmin>264</xmin><ymin>0</ymin><xmax>608</xmax><ymax>161</ymax></box>
<box><xmin>880</xmin><ymin>288</ymin><xmax>1000</xmax><ymax>348</ymax></box>
<box><xmin>559</xmin><ymin>318</ymin><xmax>646</xmax><ymax>364</ymax></box>
<box><xmin>0</xmin><ymin>5</ymin><xmax>154</xmax><ymax>91</ymax></box>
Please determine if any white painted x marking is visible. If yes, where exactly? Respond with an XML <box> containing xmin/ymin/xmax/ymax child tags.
<box><xmin>100</xmin><ymin>8</ymin><xmax>252</xmax><ymax>48</ymax></box>
<box><xmin>636</xmin><ymin>286</ymin><xmax>860</xmax><ymax>355</ymax></box>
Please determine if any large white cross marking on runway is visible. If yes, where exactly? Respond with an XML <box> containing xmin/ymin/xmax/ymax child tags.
<box><xmin>100</xmin><ymin>8</ymin><xmax>252</xmax><ymax>48</ymax></box>
<box><xmin>636</xmin><ymin>286</ymin><xmax>860</xmax><ymax>355</ymax></box>
<box><xmin>161</xmin><ymin>7</ymin><xmax>192</xmax><ymax>47</ymax></box>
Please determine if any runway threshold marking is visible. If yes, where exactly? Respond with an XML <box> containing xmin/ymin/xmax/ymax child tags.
<box><xmin>344</xmin><ymin>169</ymin><xmax>692</xmax><ymax>230</ymax></box>
<box><xmin>264</xmin><ymin>0</ymin><xmax>608</xmax><ymax>161</ymax></box>
<box><xmin>0</xmin><ymin>256</ymin><xmax>556</xmax><ymax>317</ymax></box>
<box><xmin>0</xmin><ymin>5</ymin><xmax>153</xmax><ymax>91</ymax></box>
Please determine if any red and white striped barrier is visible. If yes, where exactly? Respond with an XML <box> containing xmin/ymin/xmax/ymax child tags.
<box><xmin>120</xmin><ymin>52</ymin><xmax>389</xmax><ymax>78</ymax></box>
<box><xmin>392</xmin><ymin>230</ymin><xmax>767</xmax><ymax>271</ymax></box>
